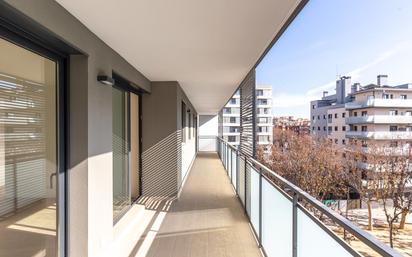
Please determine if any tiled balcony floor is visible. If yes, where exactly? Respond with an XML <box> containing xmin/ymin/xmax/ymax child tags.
<box><xmin>130</xmin><ymin>152</ymin><xmax>262</xmax><ymax>257</ymax></box>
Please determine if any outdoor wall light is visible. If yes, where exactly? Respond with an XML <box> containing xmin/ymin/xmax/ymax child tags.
<box><xmin>97</xmin><ymin>75</ymin><xmax>115</xmax><ymax>86</ymax></box>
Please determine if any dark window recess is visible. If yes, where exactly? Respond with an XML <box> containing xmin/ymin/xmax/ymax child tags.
<box><xmin>390</xmin><ymin>126</ymin><xmax>398</xmax><ymax>132</ymax></box>
<box><xmin>181</xmin><ymin>102</ymin><xmax>186</xmax><ymax>142</ymax></box>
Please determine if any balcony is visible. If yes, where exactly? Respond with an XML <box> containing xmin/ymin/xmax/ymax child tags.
<box><xmin>216</xmin><ymin>138</ymin><xmax>401</xmax><ymax>257</ymax></box>
<box><xmin>346</xmin><ymin>98</ymin><xmax>412</xmax><ymax>109</ymax></box>
<box><xmin>128</xmin><ymin>152</ymin><xmax>261</xmax><ymax>257</ymax></box>
<box><xmin>346</xmin><ymin>115</ymin><xmax>412</xmax><ymax>124</ymax></box>
<box><xmin>346</xmin><ymin>131</ymin><xmax>412</xmax><ymax>140</ymax></box>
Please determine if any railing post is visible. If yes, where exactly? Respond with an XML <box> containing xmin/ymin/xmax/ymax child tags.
<box><xmin>258</xmin><ymin>167</ymin><xmax>263</xmax><ymax>248</ymax></box>
<box><xmin>293</xmin><ymin>193</ymin><xmax>298</xmax><ymax>257</ymax></box>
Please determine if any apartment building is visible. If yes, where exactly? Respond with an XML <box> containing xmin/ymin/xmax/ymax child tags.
<box><xmin>346</xmin><ymin>76</ymin><xmax>412</xmax><ymax>149</ymax></box>
<box><xmin>310</xmin><ymin>76</ymin><xmax>352</xmax><ymax>146</ymax></box>
<box><xmin>222</xmin><ymin>86</ymin><xmax>273</xmax><ymax>150</ymax></box>
<box><xmin>311</xmin><ymin>75</ymin><xmax>412</xmax><ymax>149</ymax></box>
<box><xmin>256</xmin><ymin>85</ymin><xmax>274</xmax><ymax>149</ymax></box>
<box><xmin>222</xmin><ymin>90</ymin><xmax>241</xmax><ymax>146</ymax></box>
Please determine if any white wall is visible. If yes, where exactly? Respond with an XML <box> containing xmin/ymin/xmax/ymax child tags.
<box><xmin>199</xmin><ymin>115</ymin><xmax>218</xmax><ymax>151</ymax></box>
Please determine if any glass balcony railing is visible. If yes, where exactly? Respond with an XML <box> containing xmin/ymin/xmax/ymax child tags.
<box><xmin>346</xmin><ymin>131</ymin><xmax>412</xmax><ymax>140</ymax></box>
<box><xmin>346</xmin><ymin>98</ymin><xmax>412</xmax><ymax>109</ymax></box>
<box><xmin>346</xmin><ymin>115</ymin><xmax>412</xmax><ymax>124</ymax></box>
<box><xmin>216</xmin><ymin>137</ymin><xmax>402</xmax><ymax>257</ymax></box>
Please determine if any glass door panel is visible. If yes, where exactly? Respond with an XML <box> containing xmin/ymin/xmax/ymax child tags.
<box><xmin>112</xmin><ymin>87</ymin><xmax>130</xmax><ymax>221</ymax></box>
<box><xmin>0</xmin><ymin>37</ymin><xmax>58</xmax><ymax>256</ymax></box>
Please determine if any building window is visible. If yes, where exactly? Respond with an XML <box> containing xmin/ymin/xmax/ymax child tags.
<box><xmin>323</xmin><ymin>126</ymin><xmax>326</xmax><ymax>131</ymax></box>
<box><xmin>361</xmin><ymin>111</ymin><xmax>367</xmax><ymax>116</ymax></box>
<box><xmin>334</xmin><ymin>113</ymin><xmax>337</xmax><ymax>118</ymax></box>
<box><xmin>361</xmin><ymin>126</ymin><xmax>367</xmax><ymax>132</ymax></box>
<box><xmin>328</xmin><ymin>126</ymin><xmax>332</xmax><ymax>131</ymax></box>
<box><xmin>389</xmin><ymin>110</ymin><xmax>398</xmax><ymax>116</ymax></box>
<box><xmin>390</xmin><ymin>125</ymin><xmax>398</xmax><ymax>131</ymax></box>
<box><xmin>353</xmin><ymin>111</ymin><xmax>358</xmax><ymax>117</ymax></box>
<box><xmin>318</xmin><ymin>126</ymin><xmax>320</xmax><ymax>131</ymax></box>
<box><xmin>342</xmin><ymin>139</ymin><xmax>346</xmax><ymax>145</ymax></box>
<box><xmin>342</xmin><ymin>113</ymin><xmax>346</xmax><ymax>118</ymax></box>
<box><xmin>323</xmin><ymin>114</ymin><xmax>326</xmax><ymax>119</ymax></box>
<box><xmin>230</xmin><ymin>98</ymin><xmax>237</xmax><ymax>104</ymax></box>
<box><xmin>342</xmin><ymin>126</ymin><xmax>346</xmax><ymax>131</ymax></box>
<box><xmin>312</xmin><ymin>126</ymin><xmax>315</xmax><ymax>131</ymax></box>
<box><xmin>334</xmin><ymin>126</ymin><xmax>338</xmax><ymax>131</ymax></box>
<box><xmin>312</xmin><ymin>104</ymin><xmax>315</xmax><ymax>109</ymax></box>
<box><xmin>361</xmin><ymin>140</ymin><xmax>368</xmax><ymax>147</ymax></box>
<box><xmin>257</xmin><ymin>90</ymin><xmax>263</xmax><ymax>96</ymax></box>
<box><xmin>390</xmin><ymin>141</ymin><xmax>398</xmax><ymax>147</ymax></box>
<box><xmin>401</xmin><ymin>94</ymin><xmax>407</xmax><ymax>99</ymax></box>
<box><xmin>223</xmin><ymin>107</ymin><xmax>231</xmax><ymax>114</ymax></box>
<box><xmin>228</xmin><ymin>136</ymin><xmax>236</xmax><ymax>142</ymax></box>
<box><xmin>405</xmin><ymin>111</ymin><xmax>412</xmax><ymax>116</ymax></box>
<box><xmin>334</xmin><ymin>139</ymin><xmax>338</xmax><ymax>144</ymax></box>
<box><xmin>353</xmin><ymin>126</ymin><xmax>358</xmax><ymax>131</ymax></box>
<box><xmin>312</xmin><ymin>116</ymin><xmax>315</xmax><ymax>120</ymax></box>
<box><xmin>317</xmin><ymin>115</ymin><xmax>320</xmax><ymax>120</ymax></box>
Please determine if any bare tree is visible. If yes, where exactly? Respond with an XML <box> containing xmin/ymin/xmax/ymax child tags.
<box><xmin>376</xmin><ymin>145</ymin><xmax>412</xmax><ymax>248</ymax></box>
<box><xmin>344</xmin><ymin>141</ymin><xmax>380</xmax><ymax>231</ymax></box>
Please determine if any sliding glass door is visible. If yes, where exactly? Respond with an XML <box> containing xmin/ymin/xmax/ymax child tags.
<box><xmin>0</xmin><ymin>37</ymin><xmax>61</xmax><ymax>256</ymax></box>
<box><xmin>112</xmin><ymin>83</ymin><xmax>141</xmax><ymax>223</ymax></box>
<box><xmin>112</xmin><ymin>87</ymin><xmax>130</xmax><ymax>221</ymax></box>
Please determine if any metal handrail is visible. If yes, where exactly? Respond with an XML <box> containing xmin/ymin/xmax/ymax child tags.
<box><xmin>216</xmin><ymin>136</ymin><xmax>403</xmax><ymax>257</ymax></box>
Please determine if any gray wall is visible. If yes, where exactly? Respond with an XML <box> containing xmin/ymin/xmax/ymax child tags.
<box><xmin>142</xmin><ymin>82</ymin><xmax>197</xmax><ymax>196</ymax></box>
<box><xmin>2</xmin><ymin>1</ymin><xmax>151</xmax><ymax>257</ymax></box>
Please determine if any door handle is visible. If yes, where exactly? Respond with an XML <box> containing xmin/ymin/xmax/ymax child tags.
<box><xmin>50</xmin><ymin>172</ymin><xmax>57</xmax><ymax>189</ymax></box>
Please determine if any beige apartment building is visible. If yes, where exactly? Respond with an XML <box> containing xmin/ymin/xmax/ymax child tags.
<box><xmin>312</xmin><ymin>75</ymin><xmax>412</xmax><ymax>150</ymax></box>
<box><xmin>327</xmin><ymin>106</ymin><xmax>348</xmax><ymax>146</ymax></box>
<box><xmin>346</xmin><ymin>78</ymin><xmax>412</xmax><ymax>149</ymax></box>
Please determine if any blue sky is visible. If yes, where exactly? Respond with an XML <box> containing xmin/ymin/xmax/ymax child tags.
<box><xmin>256</xmin><ymin>0</ymin><xmax>412</xmax><ymax>118</ymax></box>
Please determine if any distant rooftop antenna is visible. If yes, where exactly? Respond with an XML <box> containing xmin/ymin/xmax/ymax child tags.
<box><xmin>335</xmin><ymin>64</ymin><xmax>340</xmax><ymax>79</ymax></box>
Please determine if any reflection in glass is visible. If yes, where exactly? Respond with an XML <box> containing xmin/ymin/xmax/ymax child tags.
<box><xmin>112</xmin><ymin>87</ymin><xmax>130</xmax><ymax>221</ymax></box>
<box><xmin>0</xmin><ymin>38</ymin><xmax>58</xmax><ymax>256</ymax></box>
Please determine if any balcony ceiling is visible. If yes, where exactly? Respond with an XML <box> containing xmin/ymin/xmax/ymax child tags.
<box><xmin>56</xmin><ymin>0</ymin><xmax>302</xmax><ymax>114</ymax></box>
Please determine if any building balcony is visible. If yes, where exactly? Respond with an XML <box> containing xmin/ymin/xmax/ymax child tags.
<box><xmin>346</xmin><ymin>131</ymin><xmax>412</xmax><ymax>140</ymax></box>
<box><xmin>223</xmin><ymin>112</ymin><xmax>241</xmax><ymax>116</ymax></box>
<box><xmin>346</xmin><ymin>98</ymin><xmax>412</xmax><ymax>109</ymax></box>
<box><xmin>223</xmin><ymin>131</ymin><xmax>241</xmax><ymax>135</ymax></box>
<box><xmin>346</xmin><ymin>115</ymin><xmax>412</xmax><ymax>124</ymax></box>
<box><xmin>223</xmin><ymin>122</ymin><xmax>241</xmax><ymax>126</ymax></box>
<box><xmin>216</xmin><ymin>138</ymin><xmax>401</xmax><ymax>257</ymax></box>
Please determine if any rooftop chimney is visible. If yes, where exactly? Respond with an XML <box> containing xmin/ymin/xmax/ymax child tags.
<box><xmin>336</xmin><ymin>76</ymin><xmax>351</xmax><ymax>104</ymax></box>
<box><xmin>377</xmin><ymin>75</ymin><xmax>388</xmax><ymax>86</ymax></box>
<box><xmin>351</xmin><ymin>83</ymin><xmax>360</xmax><ymax>93</ymax></box>
<box><xmin>323</xmin><ymin>91</ymin><xmax>328</xmax><ymax>97</ymax></box>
